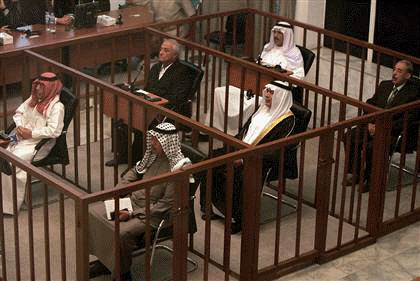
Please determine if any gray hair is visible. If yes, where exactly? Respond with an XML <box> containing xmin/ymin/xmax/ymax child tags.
<box><xmin>397</xmin><ymin>60</ymin><xmax>413</xmax><ymax>75</ymax></box>
<box><xmin>163</xmin><ymin>38</ymin><xmax>180</xmax><ymax>57</ymax></box>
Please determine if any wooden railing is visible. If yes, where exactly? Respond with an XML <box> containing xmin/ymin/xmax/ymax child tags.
<box><xmin>0</xmin><ymin>7</ymin><xmax>419</xmax><ymax>281</ymax></box>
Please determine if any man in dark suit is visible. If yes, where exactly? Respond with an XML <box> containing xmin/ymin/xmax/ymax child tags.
<box><xmin>346</xmin><ymin>60</ymin><xmax>419</xmax><ymax>191</ymax></box>
<box><xmin>144</xmin><ymin>38</ymin><xmax>192</xmax><ymax>114</ymax></box>
<box><xmin>106</xmin><ymin>38</ymin><xmax>193</xmax><ymax>166</ymax></box>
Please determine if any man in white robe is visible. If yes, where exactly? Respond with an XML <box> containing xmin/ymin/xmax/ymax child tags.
<box><xmin>1</xmin><ymin>72</ymin><xmax>64</xmax><ymax>215</ymax></box>
<box><xmin>205</xmin><ymin>21</ymin><xmax>304</xmax><ymax>139</ymax></box>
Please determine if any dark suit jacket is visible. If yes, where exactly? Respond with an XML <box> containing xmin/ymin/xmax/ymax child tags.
<box><xmin>367</xmin><ymin>80</ymin><xmax>419</xmax><ymax>135</ymax></box>
<box><xmin>145</xmin><ymin>60</ymin><xmax>192</xmax><ymax>115</ymax></box>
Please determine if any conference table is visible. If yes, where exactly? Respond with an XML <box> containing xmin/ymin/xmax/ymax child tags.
<box><xmin>0</xmin><ymin>6</ymin><xmax>154</xmax><ymax>85</ymax></box>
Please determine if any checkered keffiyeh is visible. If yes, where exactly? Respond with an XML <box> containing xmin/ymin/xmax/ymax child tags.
<box><xmin>135</xmin><ymin>122</ymin><xmax>190</xmax><ymax>174</ymax></box>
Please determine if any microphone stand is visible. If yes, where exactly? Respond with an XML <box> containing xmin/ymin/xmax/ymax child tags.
<box><xmin>127</xmin><ymin>63</ymin><xmax>144</xmax><ymax>93</ymax></box>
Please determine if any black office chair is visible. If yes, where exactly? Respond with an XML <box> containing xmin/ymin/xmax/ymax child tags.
<box><xmin>263</xmin><ymin>102</ymin><xmax>312</xmax><ymax>209</ymax></box>
<box><xmin>132</xmin><ymin>143</ymin><xmax>206</xmax><ymax>276</ymax></box>
<box><xmin>3</xmin><ymin>87</ymin><xmax>77</xmax><ymax>168</ymax></box>
<box><xmin>291</xmin><ymin>46</ymin><xmax>315</xmax><ymax>104</ymax></box>
<box><xmin>206</xmin><ymin>13</ymin><xmax>248</xmax><ymax>52</ymax></box>
<box><xmin>177</xmin><ymin>61</ymin><xmax>204</xmax><ymax>141</ymax></box>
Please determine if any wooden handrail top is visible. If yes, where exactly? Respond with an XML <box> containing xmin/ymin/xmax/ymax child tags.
<box><xmin>150</xmin><ymin>7</ymin><xmax>420</xmax><ymax>65</ymax></box>
<box><xmin>0</xmin><ymin>148</ymin><xmax>85</xmax><ymax>200</ymax></box>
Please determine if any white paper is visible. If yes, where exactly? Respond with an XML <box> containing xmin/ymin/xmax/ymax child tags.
<box><xmin>104</xmin><ymin>198</ymin><xmax>133</xmax><ymax>220</ymax></box>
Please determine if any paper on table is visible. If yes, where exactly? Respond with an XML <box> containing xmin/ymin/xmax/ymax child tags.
<box><xmin>104</xmin><ymin>197</ymin><xmax>133</xmax><ymax>220</ymax></box>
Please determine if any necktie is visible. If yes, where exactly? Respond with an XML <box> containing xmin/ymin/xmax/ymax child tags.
<box><xmin>387</xmin><ymin>87</ymin><xmax>398</xmax><ymax>104</ymax></box>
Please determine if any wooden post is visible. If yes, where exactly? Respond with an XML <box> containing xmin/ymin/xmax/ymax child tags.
<box><xmin>172</xmin><ymin>174</ymin><xmax>190</xmax><ymax>281</ymax></box>
<box><xmin>367</xmin><ymin>115</ymin><xmax>391</xmax><ymax>237</ymax></box>
<box><xmin>240</xmin><ymin>153</ymin><xmax>262</xmax><ymax>281</ymax></box>
<box><xmin>244</xmin><ymin>13</ymin><xmax>255</xmax><ymax>59</ymax></box>
<box><xmin>75</xmin><ymin>200</ymin><xmax>89</xmax><ymax>281</ymax></box>
<box><xmin>314</xmin><ymin>130</ymin><xmax>335</xmax><ymax>262</ymax></box>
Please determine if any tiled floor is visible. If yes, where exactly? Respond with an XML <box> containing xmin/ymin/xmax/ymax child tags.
<box><xmin>276</xmin><ymin>221</ymin><xmax>420</xmax><ymax>281</ymax></box>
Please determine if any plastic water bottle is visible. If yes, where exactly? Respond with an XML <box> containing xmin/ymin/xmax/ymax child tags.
<box><xmin>45</xmin><ymin>11</ymin><xmax>51</xmax><ymax>31</ymax></box>
<box><xmin>49</xmin><ymin>12</ymin><xmax>56</xmax><ymax>33</ymax></box>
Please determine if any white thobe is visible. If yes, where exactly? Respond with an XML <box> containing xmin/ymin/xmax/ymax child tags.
<box><xmin>1</xmin><ymin>96</ymin><xmax>64</xmax><ymax>215</ymax></box>
<box><xmin>260</xmin><ymin>48</ymin><xmax>305</xmax><ymax>80</ymax></box>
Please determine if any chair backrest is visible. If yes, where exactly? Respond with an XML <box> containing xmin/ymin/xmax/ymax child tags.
<box><xmin>178</xmin><ymin>60</ymin><xmax>204</xmax><ymax>117</ymax></box>
<box><xmin>32</xmin><ymin>87</ymin><xmax>78</xmax><ymax>166</ymax></box>
<box><xmin>181</xmin><ymin>143</ymin><xmax>207</xmax><ymax>235</ymax></box>
<box><xmin>296</xmin><ymin>45</ymin><xmax>315</xmax><ymax>75</ymax></box>
<box><xmin>225</xmin><ymin>13</ymin><xmax>248</xmax><ymax>44</ymax></box>
<box><xmin>290</xmin><ymin>101</ymin><xmax>312</xmax><ymax>136</ymax></box>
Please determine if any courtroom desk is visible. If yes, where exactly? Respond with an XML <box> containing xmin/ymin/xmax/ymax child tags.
<box><xmin>228</xmin><ymin>61</ymin><xmax>293</xmax><ymax>95</ymax></box>
<box><xmin>0</xmin><ymin>6</ymin><xmax>154</xmax><ymax>84</ymax></box>
<box><xmin>102</xmin><ymin>89</ymin><xmax>168</xmax><ymax>132</ymax></box>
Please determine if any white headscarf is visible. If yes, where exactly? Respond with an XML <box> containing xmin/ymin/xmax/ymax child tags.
<box><xmin>242</xmin><ymin>82</ymin><xmax>293</xmax><ymax>145</ymax></box>
<box><xmin>260</xmin><ymin>21</ymin><xmax>304</xmax><ymax>74</ymax></box>
<box><xmin>135</xmin><ymin>122</ymin><xmax>191</xmax><ymax>174</ymax></box>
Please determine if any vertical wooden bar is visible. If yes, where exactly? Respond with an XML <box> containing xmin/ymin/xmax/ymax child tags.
<box><xmin>231</xmin><ymin>14</ymin><xmax>237</xmax><ymax>55</ymax></box>
<box><xmin>112</xmin><ymin>91</ymin><xmax>119</xmax><ymax>185</ymax></box>
<box><xmin>203</xmin><ymin>169</ymin><xmax>213</xmax><ymax>281</ymax></box>
<box><xmin>12</xmin><ymin>166</ymin><xmax>21</xmax><ymax>281</ymax></box>
<box><xmin>59</xmin><ymin>193</ymin><xmax>67</xmax><ymax>281</ymax></box>
<box><xmin>367</xmin><ymin>114</ymin><xmax>391</xmax><ymax>237</ymax></box>
<box><xmin>172</xmin><ymin>174</ymin><xmax>190</xmax><ymax>281</ymax></box>
<box><xmin>244</xmin><ymin>14</ymin><xmax>255</xmax><ymax>58</ymax></box>
<box><xmin>315</xmin><ymin>130</ymin><xmax>335</xmax><ymax>260</ymax></box>
<box><xmin>113</xmin><ymin>198</ymin><xmax>121</xmax><ymax>281</ymax></box>
<box><xmin>0</xmin><ymin>172</ymin><xmax>8</xmax><ymax>280</ymax></box>
<box><xmin>1</xmin><ymin>60</ymin><xmax>7</xmax><ymax>130</ymax></box>
<box><xmin>223</xmin><ymin>162</ymin><xmax>233</xmax><ymax>281</ymax></box>
<box><xmin>240</xmin><ymin>153</ymin><xmax>262</xmax><ymax>281</ymax></box>
<box><xmin>223</xmin><ymin>63</ymin><xmax>231</xmax><ymax>133</ymax></box>
<box><xmin>26</xmin><ymin>175</ymin><xmax>35</xmax><ymax>281</ymax></box>
<box><xmin>375</xmin><ymin>52</ymin><xmax>381</xmax><ymax>88</ymax></box>
<box><xmin>99</xmin><ymin>89</ymin><xmax>105</xmax><ymax>190</ymax></box>
<box><xmin>94</xmin><ymin>86</ymin><xmax>98</xmax><ymax>142</ymax></box>
<box><xmin>354</xmin><ymin>128</ymin><xmax>368</xmax><ymax>239</ymax></box>
<box><xmin>358</xmin><ymin>48</ymin><xmax>367</xmax><ymax>115</ymax></box>
<box><xmin>326</xmin><ymin>38</ymin><xmax>335</xmax><ymax>125</ymax></box>
<box><xmin>313</xmin><ymin>33</ymin><xmax>321</xmax><ymax>128</ymax></box>
<box><xmin>274</xmin><ymin>148</ymin><xmax>285</xmax><ymax>265</ymax></box>
<box><xmin>410</xmin><ymin>124</ymin><xmax>420</xmax><ymax>211</ymax></box>
<box><xmin>73</xmin><ymin>78</ymin><xmax>80</xmax><ymax>186</ymax></box>
<box><xmin>85</xmin><ymin>83</ymin><xmax>92</xmax><ymax>193</ymax></box>
<box><xmin>75</xmin><ymin>200</ymin><xmax>89</xmax><ymax>281</ymax></box>
<box><xmin>43</xmin><ymin>183</ymin><xmax>51</xmax><ymax>281</ymax></box>
<box><xmin>394</xmin><ymin>114</ymin><xmax>409</xmax><ymax>218</ymax></box>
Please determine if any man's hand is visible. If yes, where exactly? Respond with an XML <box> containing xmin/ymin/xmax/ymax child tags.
<box><xmin>16</xmin><ymin>126</ymin><xmax>32</xmax><ymax>139</ymax></box>
<box><xmin>368</xmin><ymin>123</ymin><xmax>375</xmax><ymax>136</ymax></box>
<box><xmin>56</xmin><ymin>15</ymin><xmax>73</xmax><ymax>25</ymax></box>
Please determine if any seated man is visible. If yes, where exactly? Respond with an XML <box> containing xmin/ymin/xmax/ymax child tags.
<box><xmin>1</xmin><ymin>72</ymin><xmax>65</xmax><ymax>215</ymax></box>
<box><xmin>106</xmin><ymin>38</ymin><xmax>193</xmax><ymax>166</ymax></box>
<box><xmin>204</xmin><ymin>21</ymin><xmax>305</xmax><ymax>139</ymax></box>
<box><xmin>345</xmin><ymin>60</ymin><xmax>419</xmax><ymax>192</ymax></box>
<box><xmin>126</xmin><ymin>0</ymin><xmax>195</xmax><ymax>37</ymax></box>
<box><xmin>205</xmin><ymin>82</ymin><xmax>297</xmax><ymax>233</ymax></box>
<box><xmin>88</xmin><ymin>122</ymin><xmax>192</xmax><ymax>281</ymax></box>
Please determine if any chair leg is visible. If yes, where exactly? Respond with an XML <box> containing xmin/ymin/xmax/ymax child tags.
<box><xmin>262</xmin><ymin>191</ymin><xmax>297</xmax><ymax>210</ymax></box>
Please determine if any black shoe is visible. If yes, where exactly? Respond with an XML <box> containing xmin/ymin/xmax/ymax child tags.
<box><xmin>118</xmin><ymin>271</ymin><xmax>132</xmax><ymax>281</ymax></box>
<box><xmin>201</xmin><ymin>212</ymin><xmax>221</xmax><ymax>220</ymax></box>
<box><xmin>231</xmin><ymin>222</ymin><xmax>242</xmax><ymax>234</ymax></box>
<box><xmin>199</xmin><ymin>133</ymin><xmax>209</xmax><ymax>142</ymax></box>
<box><xmin>105</xmin><ymin>158</ymin><xmax>128</xmax><ymax>167</ymax></box>
<box><xmin>89</xmin><ymin>260</ymin><xmax>111</xmax><ymax>279</ymax></box>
